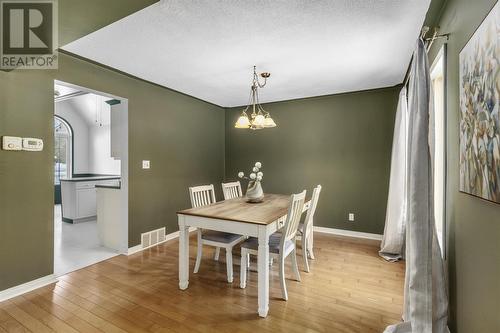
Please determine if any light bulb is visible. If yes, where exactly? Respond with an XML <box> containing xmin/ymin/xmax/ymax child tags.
<box><xmin>235</xmin><ymin>114</ymin><xmax>251</xmax><ymax>128</ymax></box>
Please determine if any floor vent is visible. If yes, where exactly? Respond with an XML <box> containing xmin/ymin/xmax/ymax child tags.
<box><xmin>141</xmin><ymin>227</ymin><xmax>166</xmax><ymax>249</ymax></box>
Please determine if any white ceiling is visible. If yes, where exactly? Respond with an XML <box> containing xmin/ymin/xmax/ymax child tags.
<box><xmin>62</xmin><ymin>0</ymin><xmax>430</xmax><ymax>107</ymax></box>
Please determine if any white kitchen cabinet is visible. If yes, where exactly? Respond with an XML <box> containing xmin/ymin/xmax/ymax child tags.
<box><xmin>61</xmin><ymin>177</ymin><xmax>120</xmax><ymax>223</ymax></box>
<box><xmin>76</xmin><ymin>187</ymin><xmax>97</xmax><ymax>218</ymax></box>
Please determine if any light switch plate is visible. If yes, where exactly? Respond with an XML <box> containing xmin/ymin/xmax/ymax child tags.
<box><xmin>2</xmin><ymin>136</ymin><xmax>22</xmax><ymax>151</ymax></box>
<box><xmin>142</xmin><ymin>160</ymin><xmax>150</xmax><ymax>169</ymax></box>
<box><xmin>348</xmin><ymin>213</ymin><xmax>355</xmax><ymax>222</ymax></box>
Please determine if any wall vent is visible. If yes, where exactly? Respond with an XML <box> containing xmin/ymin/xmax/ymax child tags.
<box><xmin>140</xmin><ymin>227</ymin><xmax>166</xmax><ymax>249</ymax></box>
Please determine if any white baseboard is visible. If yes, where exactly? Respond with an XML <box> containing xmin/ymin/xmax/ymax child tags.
<box><xmin>0</xmin><ymin>274</ymin><xmax>58</xmax><ymax>302</ymax></box>
<box><xmin>127</xmin><ymin>227</ymin><xmax>196</xmax><ymax>255</ymax></box>
<box><xmin>127</xmin><ymin>226</ymin><xmax>381</xmax><ymax>255</ymax></box>
<box><xmin>127</xmin><ymin>244</ymin><xmax>144</xmax><ymax>255</ymax></box>
<box><xmin>313</xmin><ymin>226</ymin><xmax>383</xmax><ymax>241</ymax></box>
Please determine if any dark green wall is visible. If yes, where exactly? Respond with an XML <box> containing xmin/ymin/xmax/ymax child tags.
<box><xmin>0</xmin><ymin>53</ymin><xmax>224</xmax><ymax>292</ymax></box>
<box><xmin>428</xmin><ymin>0</ymin><xmax>500</xmax><ymax>332</ymax></box>
<box><xmin>225</xmin><ymin>87</ymin><xmax>399</xmax><ymax>235</ymax></box>
<box><xmin>0</xmin><ymin>68</ymin><xmax>55</xmax><ymax>292</ymax></box>
<box><xmin>0</xmin><ymin>0</ymin><xmax>225</xmax><ymax>291</ymax></box>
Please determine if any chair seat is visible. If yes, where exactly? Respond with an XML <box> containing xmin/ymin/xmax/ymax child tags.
<box><xmin>202</xmin><ymin>230</ymin><xmax>242</xmax><ymax>243</ymax></box>
<box><xmin>241</xmin><ymin>233</ymin><xmax>294</xmax><ymax>254</ymax></box>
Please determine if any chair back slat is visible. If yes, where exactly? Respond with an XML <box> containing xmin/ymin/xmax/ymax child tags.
<box><xmin>189</xmin><ymin>184</ymin><xmax>216</xmax><ymax>208</ymax></box>
<box><xmin>222</xmin><ymin>181</ymin><xmax>243</xmax><ymax>200</ymax></box>
<box><xmin>303</xmin><ymin>185</ymin><xmax>322</xmax><ymax>231</ymax></box>
<box><xmin>282</xmin><ymin>190</ymin><xmax>307</xmax><ymax>242</ymax></box>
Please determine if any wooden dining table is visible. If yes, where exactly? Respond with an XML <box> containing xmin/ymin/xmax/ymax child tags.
<box><xmin>177</xmin><ymin>193</ymin><xmax>311</xmax><ymax>318</ymax></box>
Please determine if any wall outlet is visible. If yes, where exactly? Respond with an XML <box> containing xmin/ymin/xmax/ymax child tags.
<box><xmin>348</xmin><ymin>213</ymin><xmax>355</xmax><ymax>222</ymax></box>
<box><xmin>142</xmin><ymin>160</ymin><xmax>150</xmax><ymax>169</ymax></box>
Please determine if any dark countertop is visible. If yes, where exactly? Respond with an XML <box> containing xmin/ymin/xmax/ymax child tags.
<box><xmin>95</xmin><ymin>184</ymin><xmax>121</xmax><ymax>190</ymax></box>
<box><xmin>60</xmin><ymin>176</ymin><xmax>121</xmax><ymax>182</ymax></box>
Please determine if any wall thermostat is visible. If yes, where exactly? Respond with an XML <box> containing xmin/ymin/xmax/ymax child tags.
<box><xmin>2</xmin><ymin>136</ymin><xmax>22</xmax><ymax>151</ymax></box>
<box><xmin>22</xmin><ymin>138</ymin><xmax>44</xmax><ymax>151</ymax></box>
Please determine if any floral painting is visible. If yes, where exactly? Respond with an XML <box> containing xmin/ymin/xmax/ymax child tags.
<box><xmin>459</xmin><ymin>2</ymin><xmax>500</xmax><ymax>204</ymax></box>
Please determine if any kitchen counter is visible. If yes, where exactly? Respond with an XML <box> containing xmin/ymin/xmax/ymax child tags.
<box><xmin>60</xmin><ymin>175</ymin><xmax>121</xmax><ymax>182</ymax></box>
<box><xmin>95</xmin><ymin>184</ymin><xmax>121</xmax><ymax>189</ymax></box>
<box><xmin>61</xmin><ymin>176</ymin><xmax>121</xmax><ymax>223</ymax></box>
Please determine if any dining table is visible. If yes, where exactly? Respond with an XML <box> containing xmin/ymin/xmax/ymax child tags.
<box><xmin>177</xmin><ymin>193</ymin><xmax>311</xmax><ymax>318</ymax></box>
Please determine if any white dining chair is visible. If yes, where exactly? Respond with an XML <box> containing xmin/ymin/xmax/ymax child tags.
<box><xmin>189</xmin><ymin>184</ymin><xmax>245</xmax><ymax>283</ymax></box>
<box><xmin>221</xmin><ymin>181</ymin><xmax>243</xmax><ymax>200</ymax></box>
<box><xmin>240</xmin><ymin>190</ymin><xmax>306</xmax><ymax>300</ymax></box>
<box><xmin>297</xmin><ymin>185</ymin><xmax>322</xmax><ymax>272</ymax></box>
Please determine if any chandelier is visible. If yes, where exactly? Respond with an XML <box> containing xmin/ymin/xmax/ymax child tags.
<box><xmin>234</xmin><ymin>66</ymin><xmax>277</xmax><ymax>130</ymax></box>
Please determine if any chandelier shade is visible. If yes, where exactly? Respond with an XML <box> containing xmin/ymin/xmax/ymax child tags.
<box><xmin>235</xmin><ymin>113</ymin><xmax>251</xmax><ymax>128</ymax></box>
<box><xmin>263</xmin><ymin>115</ymin><xmax>277</xmax><ymax>128</ymax></box>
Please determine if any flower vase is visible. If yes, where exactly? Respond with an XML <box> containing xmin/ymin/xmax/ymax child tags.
<box><xmin>246</xmin><ymin>180</ymin><xmax>264</xmax><ymax>203</ymax></box>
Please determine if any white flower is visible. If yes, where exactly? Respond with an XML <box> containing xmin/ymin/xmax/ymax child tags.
<box><xmin>253</xmin><ymin>167</ymin><xmax>259</xmax><ymax>172</ymax></box>
<box><xmin>250</xmin><ymin>173</ymin><xmax>256</xmax><ymax>180</ymax></box>
<box><xmin>256</xmin><ymin>175</ymin><xmax>262</xmax><ymax>181</ymax></box>
<box><xmin>255</xmin><ymin>162</ymin><xmax>262</xmax><ymax>168</ymax></box>
<box><xmin>257</xmin><ymin>171</ymin><xmax>263</xmax><ymax>177</ymax></box>
<box><xmin>238</xmin><ymin>172</ymin><xmax>244</xmax><ymax>178</ymax></box>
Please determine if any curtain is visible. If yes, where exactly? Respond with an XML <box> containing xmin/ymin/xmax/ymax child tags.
<box><xmin>384</xmin><ymin>38</ymin><xmax>449</xmax><ymax>333</ymax></box>
<box><xmin>380</xmin><ymin>87</ymin><xmax>408</xmax><ymax>261</ymax></box>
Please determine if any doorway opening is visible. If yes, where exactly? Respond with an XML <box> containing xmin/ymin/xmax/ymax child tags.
<box><xmin>53</xmin><ymin>80</ymin><xmax>129</xmax><ymax>276</ymax></box>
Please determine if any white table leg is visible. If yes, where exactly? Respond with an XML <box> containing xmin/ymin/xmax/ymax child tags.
<box><xmin>178</xmin><ymin>215</ymin><xmax>190</xmax><ymax>290</ymax></box>
<box><xmin>240</xmin><ymin>248</ymin><xmax>247</xmax><ymax>289</ymax></box>
<box><xmin>226</xmin><ymin>248</ymin><xmax>233</xmax><ymax>283</ymax></box>
<box><xmin>257</xmin><ymin>226</ymin><xmax>270</xmax><ymax>318</ymax></box>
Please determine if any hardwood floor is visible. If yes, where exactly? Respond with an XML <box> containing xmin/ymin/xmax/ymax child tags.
<box><xmin>0</xmin><ymin>233</ymin><xmax>405</xmax><ymax>333</ymax></box>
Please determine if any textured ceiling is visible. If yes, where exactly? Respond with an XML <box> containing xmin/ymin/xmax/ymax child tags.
<box><xmin>62</xmin><ymin>0</ymin><xmax>430</xmax><ymax>107</ymax></box>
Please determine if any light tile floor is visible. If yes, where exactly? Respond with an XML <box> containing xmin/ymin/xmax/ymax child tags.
<box><xmin>54</xmin><ymin>205</ymin><xmax>118</xmax><ymax>276</ymax></box>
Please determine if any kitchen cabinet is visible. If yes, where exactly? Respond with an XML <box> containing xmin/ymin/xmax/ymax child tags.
<box><xmin>60</xmin><ymin>176</ymin><xmax>120</xmax><ymax>223</ymax></box>
<box><xmin>76</xmin><ymin>185</ymin><xmax>97</xmax><ymax>218</ymax></box>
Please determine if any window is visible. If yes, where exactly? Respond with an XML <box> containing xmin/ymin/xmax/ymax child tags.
<box><xmin>430</xmin><ymin>46</ymin><xmax>446</xmax><ymax>257</ymax></box>
<box><xmin>54</xmin><ymin>116</ymin><xmax>72</xmax><ymax>184</ymax></box>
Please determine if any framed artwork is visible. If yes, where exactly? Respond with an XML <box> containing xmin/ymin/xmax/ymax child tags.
<box><xmin>459</xmin><ymin>1</ymin><xmax>500</xmax><ymax>204</ymax></box>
